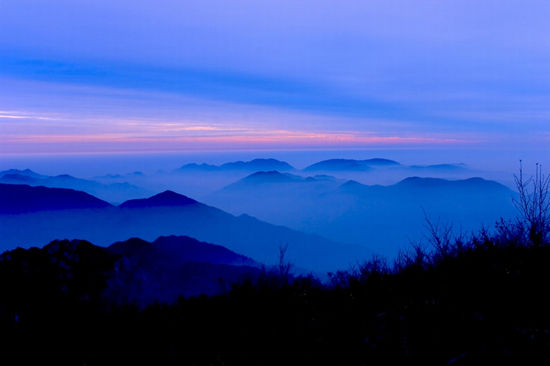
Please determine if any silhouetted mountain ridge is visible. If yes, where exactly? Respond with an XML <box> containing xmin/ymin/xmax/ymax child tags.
<box><xmin>119</xmin><ymin>190</ymin><xmax>199</xmax><ymax>208</ymax></box>
<box><xmin>178</xmin><ymin>158</ymin><xmax>294</xmax><ymax>172</ymax></box>
<box><xmin>0</xmin><ymin>184</ymin><xmax>363</xmax><ymax>271</ymax></box>
<box><xmin>304</xmin><ymin>158</ymin><xmax>400</xmax><ymax>171</ymax></box>
<box><xmin>206</xmin><ymin>175</ymin><xmax>516</xmax><ymax>256</ymax></box>
<box><xmin>0</xmin><ymin>168</ymin><xmax>46</xmax><ymax>179</ymax></box>
<box><xmin>105</xmin><ymin>235</ymin><xmax>262</xmax><ymax>303</ymax></box>
<box><xmin>410</xmin><ymin>163</ymin><xmax>467</xmax><ymax>171</ymax></box>
<box><xmin>0</xmin><ymin>168</ymin><xmax>146</xmax><ymax>203</ymax></box>
<box><xmin>221</xmin><ymin>171</ymin><xmax>343</xmax><ymax>192</ymax></box>
<box><xmin>109</xmin><ymin>235</ymin><xmax>258</xmax><ymax>267</ymax></box>
<box><xmin>238</xmin><ymin>171</ymin><xmax>305</xmax><ymax>184</ymax></box>
<box><xmin>0</xmin><ymin>183</ymin><xmax>112</xmax><ymax>214</ymax></box>
<box><xmin>394</xmin><ymin>176</ymin><xmax>509</xmax><ymax>191</ymax></box>
<box><xmin>107</xmin><ymin>237</ymin><xmax>152</xmax><ymax>257</ymax></box>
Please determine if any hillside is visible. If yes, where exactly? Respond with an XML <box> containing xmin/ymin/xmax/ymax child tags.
<box><xmin>1</xmin><ymin>219</ymin><xmax>549</xmax><ymax>364</ymax></box>
<box><xmin>0</xmin><ymin>235</ymin><xmax>261</xmax><ymax>307</ymax></box>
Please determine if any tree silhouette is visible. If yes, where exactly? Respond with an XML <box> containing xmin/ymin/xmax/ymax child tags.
<box><xmin>513</xmin><ymin>161</ymin><xmax>550</xmax><ymax>245</ymax></box>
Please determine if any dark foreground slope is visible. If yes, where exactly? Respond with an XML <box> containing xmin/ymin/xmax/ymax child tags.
<box><xmin>1</xmin><ymin>222</ymin><xmax>550</xmax><ymax>365</ymax></box>
<box><xmin>0</xmin><ymin>236</ymin><xmax>260</xmax><ymax>309</ymax></box>
<box><xmin>106</xmin><ymin>235</ymin><xmax>261</xmax><ymax>304</ymax></box>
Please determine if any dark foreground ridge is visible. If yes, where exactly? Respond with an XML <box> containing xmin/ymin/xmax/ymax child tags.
<box><xmin>1</xmin><ymin>220</ymin><xmax>550</xmax><ymax>365</ymax></box>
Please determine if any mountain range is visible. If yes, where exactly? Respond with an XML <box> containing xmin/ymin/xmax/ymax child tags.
<box><xmin>206</xmin><ymin>172</ymin><xmax>517</xmax><ymax>256</ymax></box>
<box><xmin>172</xmin><ymin>158</ymin><xmax>476</xmax><ymax>193</ymax></box>
<box><xmin>176</xmin><ymin>157</ymin><xmax>468</xmax><ymax>176</ymax></box>
<box><xmin>178</xmin><ymin>158</ymin><xmax>294</xmax><ymax>172</ymax></box>
<box><xmin>0</xmin><ymin>183</ymin><xmax>368</xmax><ymax>273</ymax></box>
<box><xmin>0</xmin><ymin>169</ymin><xmax>148</xmax><ymax>203</ymax></box>
<box><xmin>0</xmin><ymin>157</ymin><xmax>513</xmax><ymax>265</ymax></box>
<box><xmin>304</xmin><ymin>158</ymin><xmax>400</xmax><ymax>172</ymax></box>
<box><xmin>0</xmin><ymin>183</ymin><xmax>111</xmax><ymax>214</ymax></box>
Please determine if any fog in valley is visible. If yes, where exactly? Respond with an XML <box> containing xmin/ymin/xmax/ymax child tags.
<box><xmin>0</xmin><ymin>149</ymin><xmax>528</xmax><ymax>267</ymax></box>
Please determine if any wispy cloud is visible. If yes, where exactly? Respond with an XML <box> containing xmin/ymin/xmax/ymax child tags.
<box><xmin>0</xmin><ymin>110</ymin><xmax>58</xmax><ymax>121</ymax></box>
<box><xmin>0</xmin><ymin>123</ymin><xmax>474</xmax><ymax>154</ymax></box>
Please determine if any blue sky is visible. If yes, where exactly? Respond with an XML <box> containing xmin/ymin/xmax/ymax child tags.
<box><xmin>1</xmin><ymin>0</ymin><xmax>549</xmax><ymax>153</ymax></box>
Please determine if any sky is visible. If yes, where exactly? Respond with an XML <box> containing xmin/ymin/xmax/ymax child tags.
<box><xmin>1</xmin><ymin>0</ymin><xmax>549</xmax><ymax>155</ymax></box>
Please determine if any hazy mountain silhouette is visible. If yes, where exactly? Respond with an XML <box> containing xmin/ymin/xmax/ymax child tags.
<box><xmin>409</xmin><ymin>163</ymin><xmax>467</xmax><ymax>172</ymax></box>
<box><xmin>339</xmin><ymin>176</ymin><xmax>509</xmax><ymax>196</ymax></box>
<box><xmin>119</xmin><ymin>190</ymin><xmax>199</xmax><ymax>208</ymax></box>
<box><xmin>178</xmin><ymin>158</ymin><xmax>294</xmax><ymax>172</ymax></box>
<box><xmin>0</xmin><ymin>168</ymin><xmax>46</xmax><ymax>179</ymax></box>
<box><xmin>95</xmin><ymin>171</ymin><xmax>145</xmax><ymax>180</ymax></box>
<box><xmin>168</xmin><ymin>158</ymin><xmax>477</xmax><ymax>198</ymax></box>
<box><xmin>0</xmin><ymin>183</ymin><xmax>112</xmax><ymax>214</ymax></box>
<box><xmin>298</xmin><ymin>159</ymin><xmax>479</xmax><ymax>185</ymax></box>
<box><xmin>0</xmin><ymin>185</ymin><xmax>368</xmax><ymax>272</ymax></box>
<box><xmin>228</xmin><ymin>171</ymin><xmax>311</xmax><ymax>186</ymax></box>
<box><xmin>176</xmin><ymin>162</ymin><xmax>220</xmax><ymax>171</ymax></box>
<box><xmin>0</xmin><ymin>169</ymin><xmax>147</xmax><ymax>203</ymax></box>
<box><xmin>1</xmin><ymin>173</ymin><xmax>40</xmax><ymax>183</ymax></box>
<box><xmin>396</xmin><ymin>176</ymin><xmax>502</xmax><ymax>189</ymax></box>
<box><xmin>207</xmin><ymin>174</ymin><xmax>517</xmax><ymax>257</ymax></box>
<box><xmin>304</xmin><ymin>158</ymin><xmax>400</xmax><ymax>172</ymax></box>
<box><xmin>221</xmin><ymin>158</ymin><xmax>294</xmax><ymax>171</ymax></box>
<box><xmin>233</xmin><ymin>171</ymin><xmax>342</xmax><ymax>186</ymax></box>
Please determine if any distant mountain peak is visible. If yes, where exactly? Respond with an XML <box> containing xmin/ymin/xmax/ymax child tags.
<box><xmin>363</xmin><ymin>158</ymin><xmax>401</xmax><ymax>166</ymax></box>
<box><xmin>398</xmin><ymin>176</ymin><xmax>444</xmax><ymax>185</ymax></box>
<box><xmin>304</xmin><ymin>158</ymin><xmax>399</xmax><ymax>171</ymax></box>
<box><xmin>119</xmin><ymin>190</ymin><xmax>198</xmax><ymax>208</ymax></box>
<box><xmin>409</xmin><ymin>163</ymin><xmax>467</xmax><ymax>171</ymax></box>
<box><xmin>178</xmin><ymin>163</ymin><xmax>219</xmax><ymax>171</ymax></box>
<box><xmin>0</xmin><ymin>173</ymin><xmax>36</xmax><ymax>182</ymax></box>
<box><xmin>220</xmin><ymin>158</ymin><xmax>294</xmax><ymax>171</ymax></box>
<box><xmin>340</xmin><ymin>179</ymin><xmax>364</xmax><ymax>188</ymax></box>
<box><xmin>178</xmin><ymin>158</ymin><xmax>294</xmax><ymax>172</ymax></box>
<box><xmin>244</xmin><ymin>170</ymin><xmax>303</xmax><ymax>182</ymax></box>
<box><xmin>396</xmin><ymin>176</ymin><xmax>507</xmax><ymax>190</ymax></box>
<box><xmin>0</xmin><ymin>168</ymin><xmax>44</xmax><ymax>179</ymax></box>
